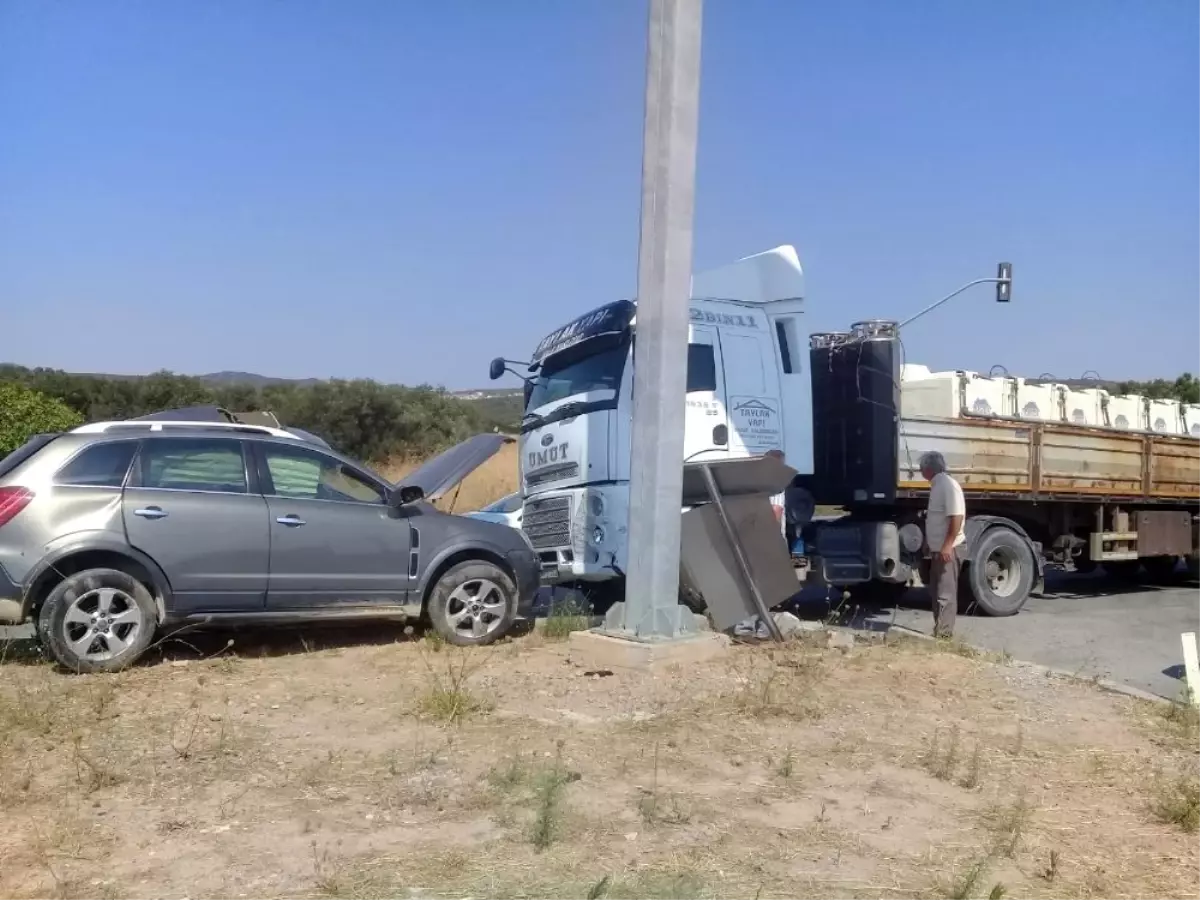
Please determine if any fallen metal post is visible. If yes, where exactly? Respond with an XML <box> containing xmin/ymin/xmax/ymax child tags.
<box><xmin>699</xmin><ymin>462</ymin><xmax>783</xmax><ymax>642</ymax></box>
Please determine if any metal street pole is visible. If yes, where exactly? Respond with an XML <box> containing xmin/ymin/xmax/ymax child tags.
<box><xmin>606</xmin><ymin>0</ymin><xmax>703</xmax><ymax>640</ymax></box>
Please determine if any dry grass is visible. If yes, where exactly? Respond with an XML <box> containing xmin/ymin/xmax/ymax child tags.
<box><xmin>379</xmin><ymin>441</ymin><xmax>518</xmax><ymax>513</ymax></box>
<box><xmin>1151</xmin><ymin>773</ymin><xmax>1200</xmax><ymax>833</ymax></box>
<box><xmin>0</xmin><ymin>629</ymin><xmax>1196</xmax><ymax>899</ymax></box>
<box><xmin>415</xmin><ymin>647</ymin><xmax>492</xmax><ymax>724</ymax></box>
<box><xmin>541</xmin><ymin>596</ymin><xmax>593</xmax><ymax>641</ymax></box>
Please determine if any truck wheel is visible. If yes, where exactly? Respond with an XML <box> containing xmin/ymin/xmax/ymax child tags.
<box><xmin>38</xmin><ymin>568</ymin><xmax>158</xmax><ymax>673</ymax></box>
<box><xmin>678</xmin><ymin>582</ymin><xmax>707</xmax><ymax>614</ymax></box>
<box><xmin>965</xmin><ymin>527</ymin><xmax>1035</xmax><ymax>617</ymax></box>
<box><xmin>850</xmin><ymin>581</ymin><xmax>909</xmax><ymax>606</ymax></box>
<box><xmin>427</xmin><ymin>561</ymin><xmax>517</xmax><ymax>646</ymax></box>
<box><xmin>1142</xmin><ymin>555</ymin><xmax>1181</xmax><ymax>584</ymax></box>
<box><xmin>1187</xmin><ymin>556</ymin><xmax>1200</xmax><ymax>581</ymax></box>
<box><xmin>1104</xmin><ymin>560</ymin><xmax>1143</xmax><ymax>581</ymax></box>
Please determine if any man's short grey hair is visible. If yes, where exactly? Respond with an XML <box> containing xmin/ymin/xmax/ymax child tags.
<box><xmin>918</xmin><ymin>450</ymin><xmax>948</xmax><ymax>474</ymax></box>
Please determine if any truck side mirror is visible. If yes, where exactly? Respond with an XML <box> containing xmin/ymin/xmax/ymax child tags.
<box><xmin>996</xmin><ymin>262</ymin><xmax>1012</xmax><ymax>302</ymax></box>
<box><xmin>488</xmin><ymin>358</ymin><xmax>506</xmax><ymax>381</ymax></box>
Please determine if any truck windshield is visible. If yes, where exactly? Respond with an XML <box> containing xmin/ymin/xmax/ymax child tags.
<box><xmin>527</xmin><ymin>344</ymin><xmax>627</xmax><ymax>412</ymax></box>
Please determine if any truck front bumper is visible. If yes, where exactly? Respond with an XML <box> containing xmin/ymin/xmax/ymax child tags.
<box><xmin>523</xmin><ymin>486</ymin><xmax>628</xmax><ymax>585</ymax></box>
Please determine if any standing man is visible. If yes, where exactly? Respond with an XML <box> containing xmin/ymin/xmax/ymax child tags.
<box><xmin>764</xmin><ymin>449</ymin><xmax>788</xmax><ymax>539</ymax></box>
<box><xmin>920</xmin><ymin>450</ymin><xmax>966</xmax><ymax>638</ymax></box>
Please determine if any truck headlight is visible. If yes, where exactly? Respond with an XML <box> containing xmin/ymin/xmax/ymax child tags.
<box><xmin>588</xmin><ymin>493</ymin><xmax>605</xmax><ymax>517</ymax></box>
<box><xmin>591</xmin><ymin>526</ymin><xmax>606</xmax><ymax>545</ymax></box>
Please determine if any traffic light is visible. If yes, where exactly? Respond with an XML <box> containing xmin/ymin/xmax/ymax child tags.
<box><xmin>996</xmin><ymin>262</ymin><xmax>1013</xmax><ymax>302</ymax></box>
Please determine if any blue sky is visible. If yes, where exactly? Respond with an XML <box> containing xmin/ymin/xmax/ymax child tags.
<box><xmin>2</xmin><ymin>0</ymin><xmax>1196</xmax><ymax>389</ymax></box>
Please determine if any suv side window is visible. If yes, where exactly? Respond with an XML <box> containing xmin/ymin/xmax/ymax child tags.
<box><xmin>260</xmin><ymin>444</ymin><xmax>385</xmax><ymax>505</ymax></box>
<box><xmin>136</xmin><ymin>438</ymin><xmax>248</xmax><ymax>494</ymax></box>
<box><xmin>56</xmin><ymin>441</ymin><xmax>138</xmax><ymax>488</ymax></box>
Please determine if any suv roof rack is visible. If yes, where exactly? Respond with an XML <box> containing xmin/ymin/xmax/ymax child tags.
<box><xmin>71</xmin><ymin>420</ymin><xmax>300</xmax><ymax>439</ymax></box>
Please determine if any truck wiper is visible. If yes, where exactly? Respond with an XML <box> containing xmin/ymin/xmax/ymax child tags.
<box><xmin>522</xmin><ymin>401</ymin><xmax>591</xmax><ymax>433</ymax></box>
<box><xmin>554</xmin><ymin>401</ymin><xmax>586</xmax><ymax>419</ymax></box>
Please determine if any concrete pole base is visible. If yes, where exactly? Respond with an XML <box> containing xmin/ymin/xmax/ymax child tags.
<box><xmin>567</xmin><ymin>629</ymin><xmax>730</xmax><ymax>672</ymax></box>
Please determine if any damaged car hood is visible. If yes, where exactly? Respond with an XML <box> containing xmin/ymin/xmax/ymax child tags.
<box><xmin>400</xmin><ymin>433</ymin><xmax>514</xmax><ymax>501</ymax></box>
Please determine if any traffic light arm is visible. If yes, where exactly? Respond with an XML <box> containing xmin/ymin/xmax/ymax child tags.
<box><xmin>897</xmin><ymin>262</ymin><xmax>1013</xmax><ymax>330</ymax></box>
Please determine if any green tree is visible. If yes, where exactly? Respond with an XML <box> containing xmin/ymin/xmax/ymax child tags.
<box><xmin>0</xmin><ymin>382</ymin><xmax>83</xmax><ymax>454</ymax></box>
<box><xmin>1115</xmin><ymin>373</ymin><xmax>1200</xmax><ymax>404</ymax></box>
<box><xmin>0</xmin><ymin>364</ymin><xmax>496</xmax><ymax>463</ymax></box>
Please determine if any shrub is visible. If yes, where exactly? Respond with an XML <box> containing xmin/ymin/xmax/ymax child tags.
<box><xmin>0</xmin><ymin>382</ymin><xmax>83</xmax><ymax>454</ymax></box>
<box><xmin>0</xmin><ymin>365</ymin><xmax>518</xmax><ymax>463</ymax></box>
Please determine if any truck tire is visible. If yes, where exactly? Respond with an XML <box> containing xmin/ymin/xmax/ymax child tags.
<box><xmin>849</xmin><ymin>581</ymin><xmax>910</xmax><ymax>606</ymax></box>
<box><xmin>1141</xmin><ymin>555</ymin><xmax>1181</xmax><ymax>584</ymax></box>
<box><xmin>964</xmin><ymin>527</ymin><xmax>1035</xmax><ymax>617</ymax></box>
<box><xmin>1104</xmin><ymin>560</ymin><xmax>1143</xmax><ymax>581</ymax></box>
<box><xmin>678</xmin><ymin>581</ymin><xmax>707</xmax><ymax>614</ymax></box>
<box><xmin>1187</xmin><ymin>555</ymin><xmax>1200</xmax><ymax>581</ymax></box>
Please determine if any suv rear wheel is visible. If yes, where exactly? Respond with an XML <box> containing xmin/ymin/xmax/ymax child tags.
<box><xmin>427</xmin><ymin>560</ymin><xmax>516</xmax><ymax>646</ymax></box>
<box><xmin>38</xmin><ymin>568</ymin><xmax>157</xmax><ymax>673</ymax></box>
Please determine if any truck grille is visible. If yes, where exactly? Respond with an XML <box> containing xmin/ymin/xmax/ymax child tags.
<box><xmin>526</xmin><ymin>462</ymin><xmax>579</xmax><ymax>488</ymax></box>
<box><xmin>523</xmin><ymin>496</ymin><xmax>572</xmax><ymax>550</ymax></box>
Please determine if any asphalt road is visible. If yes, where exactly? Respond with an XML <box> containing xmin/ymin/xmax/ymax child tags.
<box><xmin>793</xmin><ymin>572</ymin><xmax>1199</xmax><ymax>701</ymax></box>
<box><xmin>4</xmin><ymin>573</ymin><xmax>1197</xmax><ymax>701</ymax></box>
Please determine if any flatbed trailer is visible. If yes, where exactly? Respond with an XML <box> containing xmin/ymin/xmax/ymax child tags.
<box><xmin>803</xmin><ymin>325</ymin><xmax>1200</xmax><ymax>615</ymax></box>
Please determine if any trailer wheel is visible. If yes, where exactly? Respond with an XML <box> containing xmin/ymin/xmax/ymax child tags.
<box><xmin>1104</xmin><ymin>560</ymin><xmax>1142</xmax><ymax>581</ymax></box>
<box><xmin>1141</xmin><ymin>555</ymin><xmax>1181</xmax><ymax>584</ymax></box>
<box><xmin>965</xmin><ymin>527</ymin><xmax>1035</xmax><ymax>617</ymax></box>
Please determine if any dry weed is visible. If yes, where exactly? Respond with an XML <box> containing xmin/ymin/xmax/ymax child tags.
<box><xmin>1151</xmin><ymin>772</ymin><xmax>1200</xmax><ymax>833</ymax></box>
<box><xmin>636</xmin><ymin>742</ymin><xmax>692</xmax><ymax>827</ymax></box>
<box><xmin>984</xmin><ymin>792</ymin><xmax>1033</xmax><ymax>857</ymax></box>
<box><xmin>541</xmin><ymin>596</ymin><xmax>592</xmax><ymax>641</ymax></box>
<box><xmin>732</xmin><ymin>645</ymin><xmax>825</xmax><ymax>719</ymax></box>
<box><xmin>416</xmin><ymin>647</ymin><xmax>491</xmax><ymax>724</ymax></box>
<box><xmin>529</xmin><ymin>742</ymin><xmax>577</xmax><ymax>850</ymax></box>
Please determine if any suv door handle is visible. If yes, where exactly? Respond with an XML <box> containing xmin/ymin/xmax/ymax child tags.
<box><xmin>276</xmin><ymin>515</ymin><xmax>306</xmax><ymax>527</ymax></box>
<box><xmin>133</xmin><ymin>507</ymin><xmax>168</xmax><ymax>520</ymax></box>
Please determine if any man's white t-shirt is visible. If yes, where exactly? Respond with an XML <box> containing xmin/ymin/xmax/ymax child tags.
<box><xmin>926</xmin><ymin>472</ymin><xmax>966</xmax><ymax>550</ymax></box>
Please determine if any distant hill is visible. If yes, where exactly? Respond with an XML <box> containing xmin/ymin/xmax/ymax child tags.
<box><xmin>25</xmin><ymin>366</ymin><xmax>530</xmax><ymax>428</ymax></box>
<box><xmin>68</xmin><ymin>368</ymin><xmax>520</xmax><ymax>397</ymax></box>
<box><xmin>194</xmin><ymin>370</ymin><xmax>323</xmax><ymax>388</ymax></box>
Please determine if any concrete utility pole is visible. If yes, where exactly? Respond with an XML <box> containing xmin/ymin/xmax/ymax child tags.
<box><xmin>607</xmin><ymin>0</ymin><xmax>704</xmax><ymax>640</ymax></box>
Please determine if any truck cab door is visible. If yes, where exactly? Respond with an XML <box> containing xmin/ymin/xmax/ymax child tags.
<box><xmin>683</xmin><ymin>325</ymin><xmax>729</xmax><ymax>462</ymax></box>
<box><xmin>722</xmin><ymin>329</ymin><xmax>784</xmax><ymax>457</ymax></box>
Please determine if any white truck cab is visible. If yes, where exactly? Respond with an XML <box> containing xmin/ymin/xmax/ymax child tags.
<box><xmin>497</xmin><ymin>246</ymin><xmax>811</xmax><ymax>592</ymax></box>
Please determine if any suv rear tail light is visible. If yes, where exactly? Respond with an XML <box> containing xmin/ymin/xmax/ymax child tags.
<box><xmin>0</xmin><ymin>487</ymin><xmax>34</xmax><ymax>528</ymax></box>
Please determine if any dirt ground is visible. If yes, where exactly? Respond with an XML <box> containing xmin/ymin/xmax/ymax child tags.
<box><xmin>1</xmin><ymin>625</ymin><xmax>1196</xmax><ymax>900</ymax></box>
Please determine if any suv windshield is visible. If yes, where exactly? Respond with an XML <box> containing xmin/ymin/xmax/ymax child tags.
<box><xmin>527</xmin><ymin>344</ymin><xmax>627</xmax><ymax>412</ymax></box>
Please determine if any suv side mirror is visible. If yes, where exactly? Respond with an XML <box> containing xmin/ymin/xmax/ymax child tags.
<box><xmin>390</xmin><ymin>484</ymin><xmax>426</xmax><ymax>507</ymax></box>
<box><xmin>489</xmin><ymin>358</ymin><xmax>506</xmax><ymax>381</ymax></box>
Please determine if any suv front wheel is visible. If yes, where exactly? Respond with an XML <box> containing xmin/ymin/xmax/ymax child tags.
<box><xmin>426</xmin><ymin>560</ymin><xmax>517</xmax><ymax>646</ymax></box>
<box><xmin>38</xmin><ymin>568</ymin><xmax>157</xmax><ymax>673</ymax></box>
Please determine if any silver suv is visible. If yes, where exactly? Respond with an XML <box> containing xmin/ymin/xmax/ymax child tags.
<box><xmin>0</xmin><ymin>417</ymin><xmax>539</xmax><ymax>672</ymax></box>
